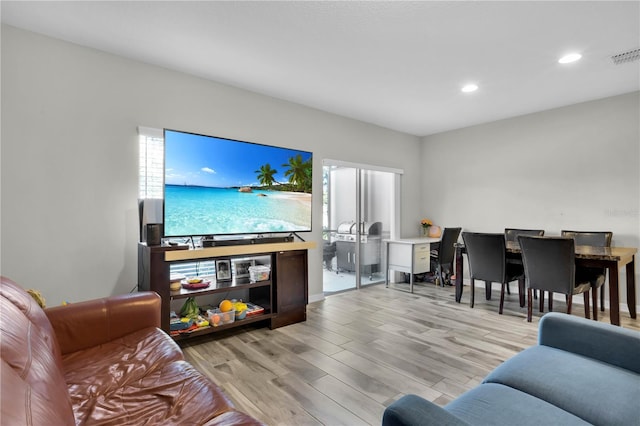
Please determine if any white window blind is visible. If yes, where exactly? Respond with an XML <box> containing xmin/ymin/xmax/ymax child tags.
<box><xmin>138</xmin><ymin>126</ymin><xmax>164</xmax><ymax>200</ymax></box>
<box><xmin>170</xmin><ymin>261</ymin><xmax>216</xmax><ymax>278</ymax></box>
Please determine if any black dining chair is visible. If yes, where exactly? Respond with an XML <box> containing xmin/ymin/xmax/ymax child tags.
<box><xmin>461</xmin><ymin>232</ymin><xmax>524</xmax><ymax>314</ymax></box>
<box><xmin>429</xmin><ymin>227</ymin><xmax>462</xmax><ymax>286</ymax></box>
<box><xmin>504</xmin><ymin>228</ymin><xmax>545</xmax><ymax>242</ymax></box>
<box><xmin>504</xmin><ymin>228</ymin><xmax>545</xmax><ymax>305</ymax></box>
<box><xmin>518</xmin><ymin>236</ymin><xmax>593</xmax><ymax>322</ymax></box>
<box><xmin>561</xmin><ymin>230</ymin><xmax>612</xmax><ymax>320</ymax></box>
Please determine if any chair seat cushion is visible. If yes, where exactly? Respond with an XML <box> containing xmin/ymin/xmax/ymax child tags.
<box><xmin>576</xmin><ymin>266</ymin><xmax>606</xmax><ymax>288</ymax></box>
<box><xmin>62</xmin><ymin>327</ymin><xmax>186</xmax><ymax>422</ymax></box>
<box><xmin>445</xmin><ymin>383</ymin><xmax>591</xmax><ymax>426</ymax></box>
<box><xmin>72</xmin><ymin>360</ymin><xmax>237</xmax><ymax>425</ymax></box>
<box><xmin>505</xmin><ymin>262</ymin><xmax>524</xmax><ymax>281</ymax></box>
<box><xmin>62</xmin><ymin>327</ymin><xmax>242</xmax><ymax>425</ymax></box>
<box><xmin>483</xmin><ymin>345</ymin><xmax>640</xmax><ymax>425</ymax></box>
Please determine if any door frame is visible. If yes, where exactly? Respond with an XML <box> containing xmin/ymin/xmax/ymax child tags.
<box><xmin>322</xmin><ymin>159</ymin><xmax>403</xmax><ymax>290</ymax></box>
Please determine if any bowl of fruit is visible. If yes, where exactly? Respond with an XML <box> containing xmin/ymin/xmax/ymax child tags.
<box><xmin>233</xmin><ymin>300</ymin><xmax>248</xmax><ymax>320</ymax></box>
<box><xmin>207</xmin><ymin>299</ymin><xmax>236</xmax><ymax>326</ymax></box>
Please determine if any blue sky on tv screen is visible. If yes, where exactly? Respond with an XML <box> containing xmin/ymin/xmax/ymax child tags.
<box><xmin>164</xmin><ymin>130</ymin><xmax>312</xmax><ymax>188</ymax></box>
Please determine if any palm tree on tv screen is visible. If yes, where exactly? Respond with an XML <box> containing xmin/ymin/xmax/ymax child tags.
<box><xmin>282</xmin><ymin>154</ymin><xmax>312</xmax><ymax>193</ymax></box>
<box><xmin>255</xmin><ymin>163</ymin><xmax>278</xmax><ymax>188</ymax></box>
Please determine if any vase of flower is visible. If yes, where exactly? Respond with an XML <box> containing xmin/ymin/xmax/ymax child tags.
<box><xmin>420</xmin><ymin>218</ymin><xmax>433</xmax><ymax>237</ymax></box>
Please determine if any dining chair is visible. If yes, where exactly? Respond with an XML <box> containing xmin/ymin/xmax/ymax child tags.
<box><xmin>461</xmin><ymin>232</ymin><xmax>524</xmax><ymax>314</ymax></box>
<box><xmin>561</xmin><ymin>230</ymin><xmax>612</xmax><ymax>320</ymax></box>
<box><xmin>429</xmin><ymin>227</ymin><xmax>462</xmax><ymax>286</ymax></box>
<box><xmin>504</xmin><ymin>228</ymin><xmax>545</xmax><ymax>305</ymax></box>
<box><xmin>504</xmin><ymin>228</ymin><xmax>545</xmax><ymax>242</ymax></box>
<box><xmin>518</xmin><ymin>236</ymin><xmax>593</xmax><ymax>322</ymax></box>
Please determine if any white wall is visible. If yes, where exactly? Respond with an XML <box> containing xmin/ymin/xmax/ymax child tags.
<box><xmin>421</xmin><ymin>92</ymin><xmax>640</xmax><ymax>307</ymax></box>
<box><xmin>1</xmin><ymin>25</ymin><xmax>423</xmax><ymax>305</ymax></box>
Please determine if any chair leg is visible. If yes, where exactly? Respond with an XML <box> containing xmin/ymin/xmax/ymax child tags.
<box><xmin>470</xmin><ymin>278</ymin><xmax>475</xmax><ymax>308</ymax></box>
<box><xmin>566</xmin><ymin>294</ymin><xmax>572</xmax><ymax>315</ymax></box>
<box><xmin>582</xmin><ymin>292</ymin><xmax>591</xmax><ymax>319</ymax></box>
<box><xmin>539</xmin><ymin>291</ymin><xmax>545</xmax><ymax>313</ymax></box>
<box><xmin>592</xmin><ymin>288</ymin><xmax>598</xmax><ymax>321</ymax></box>
<box><xmin>548</xmin><ymin>292</ymin><xmax>553</xmax><ymax>312</ymax></box>
<box><xmin>518</xmin><ymin>279</ymin><xmax>525</xmax><ymax>307</ymax></box>
<box><xmin>506</xmin><ymin>282</ymin><xmax>511</xmax><ymax>295</ymax></box>
<box><xmin>600</xmin><ymin>285</ymin><xmax>605</xmax><ymax>312</ymax></box>
<box><xmin>499</xmin><ymin>283</ymin><xmax>505</xmax><ymax>314</ymax></box>
<box><xmin>527</xmin><ymin>288</ymin><xmax>533</xmax><ymax>322</ymax></box>
<box><xmin>485</xmin><ymin>281</ymin><xmax>492</xmax><ymax>300</ymax></box>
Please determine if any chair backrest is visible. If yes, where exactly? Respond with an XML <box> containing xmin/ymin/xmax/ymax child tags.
<box><xmin>561</xmin><ymin>230</ymin><xmax>612</xmax><ymax>247</ymax></box>
<box><xmin>461</xmin><ymin>232</ymin><xmax>506</xmax><ymax>282</ymax></box>
<box><xmin>437</xmin><ymin>227</ymin><xmax>462</xmax><ymax>264</ymax></box>
<box><xmin>518</xmin><ymin>236</ymin><xmax>575</xmax><ymax>295</ymax></box>
<box><xmin>504</xmin><ymin>228</ymin><xmax>545</xmax><ymax>242</ymax></box>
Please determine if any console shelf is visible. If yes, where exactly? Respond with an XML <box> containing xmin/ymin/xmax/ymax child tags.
<box><xmin>169</xmin><ymin>278</ymin><xmax>272</xmax><ymax>300</ymax></box>
<box><xmin>137</xmin><ymin>241</ymin><xmax>315</xmax><ymax>340</ymax></box>
<box><xmin>170</xmin><ymin>312</ymin><xmax>275</xmax><ymax>341</ymax></box>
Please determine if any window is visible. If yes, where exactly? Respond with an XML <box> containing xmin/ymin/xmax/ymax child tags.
<box><xmin>138</xmin><ymin>127</ymin><xmax>214</xmax><ymax>276</ymax></box>
<box><xmin>138</xmin><ymin>126</ymin><xmax>164</xmax><ymax>200</ymax></box>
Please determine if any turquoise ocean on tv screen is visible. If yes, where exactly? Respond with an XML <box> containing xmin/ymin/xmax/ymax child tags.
<box><xmin>164</xmin><ymin>185</ymin><xmax>311</xmax><ymax>236</ymax></box>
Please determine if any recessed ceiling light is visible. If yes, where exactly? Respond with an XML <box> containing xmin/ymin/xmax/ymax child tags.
<box><xmin>558</xmin><ymin>53</ymin><xmax>582</xmax><ymax>64</ymax></box>
<box><xmin>461</xmin><ymin>84</ymin><xmax>478</xmax><ymax>93</ymax></box>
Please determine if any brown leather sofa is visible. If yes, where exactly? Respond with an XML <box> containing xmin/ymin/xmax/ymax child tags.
<box><xmin>1</xmin><ymin>276</ymin><xmax>264</xmax><ymax>425</ymax></box>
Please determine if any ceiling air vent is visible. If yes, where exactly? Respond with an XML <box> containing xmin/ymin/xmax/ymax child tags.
<box><xmin>611</xmin><ymin>48</ymin><xmax>640</xmax><ymax>65</ymax></box>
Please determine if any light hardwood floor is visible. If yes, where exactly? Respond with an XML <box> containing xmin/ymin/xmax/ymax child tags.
<box><xmin>181</xmin><ymin>282</ymin><xmax>640</xmax><ymax>425</ymax></box>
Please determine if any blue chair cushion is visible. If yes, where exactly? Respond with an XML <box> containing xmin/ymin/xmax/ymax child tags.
<box><xmin>445</xmin><ymin>383</ymin><xmax>590</xmax><ymax>425</ymax></box>
<box><xmin>483</xmin><ymin>345</ymin><xmax>640</xmax><ymax>425</ymax></box>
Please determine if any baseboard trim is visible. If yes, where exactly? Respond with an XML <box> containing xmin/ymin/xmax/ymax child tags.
<box><xmin>309</xmin><ymin>293</ymin><xmax>325</xmax><ymax>304</ymax></box>
<box><xmin>462</xmin><ymin>279</ymin><xmax>637</xmax><ymax>314</ymax></box>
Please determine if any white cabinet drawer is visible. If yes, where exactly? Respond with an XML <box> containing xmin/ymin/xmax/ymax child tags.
<box><xmin>414</xmin><ymin>243</ymin><xmax>431</xmax><ymax>253</ymax></box>
<box><xmin>413</xmin><ymin>251</ymin><xmax>431</xmax><ymax>273</ymax></box>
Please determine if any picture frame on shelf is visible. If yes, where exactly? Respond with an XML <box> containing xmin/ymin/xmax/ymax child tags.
<box><xmin>215</xmin><ymin>259</ymin><xmax>232</xmax><ymax>281</ymax></box>
<box><xmin>233</xmin><ymin>259</ymin><xmax>255</xmax><ymax>278</ymax></box>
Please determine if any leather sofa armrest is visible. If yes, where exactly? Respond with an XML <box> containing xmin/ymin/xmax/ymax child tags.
<box><xmin>45</xmin><ymin>291</ymin><xmax>162</xmax><ymax>355</ymax></box>
<box><xmin>538</xmin><ymin>312</ymin><xmax>640</xmax><ymax>374</ymax></box>
<box><xmin>383</xmin><ymin>395</ymin><xmax>469</xmax><ymax>426</ymax></box>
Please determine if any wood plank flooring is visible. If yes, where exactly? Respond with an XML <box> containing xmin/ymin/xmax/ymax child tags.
<box><xmin>180</xmin><ymin>282</ymin><xmax>640</xmax><ymax>426</ymax></box>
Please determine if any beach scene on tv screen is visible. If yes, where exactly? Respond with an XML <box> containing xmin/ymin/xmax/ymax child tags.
<box><xmin>164</xmin><ymin>130</ymin><xmax>312</xmax><ymax>237</ymax></box>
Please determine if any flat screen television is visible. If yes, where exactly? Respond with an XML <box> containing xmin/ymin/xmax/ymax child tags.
<box><xmin>163</xmin><ymin>129</ymin><xmax>312</xmax><ymax>238</ymax></box>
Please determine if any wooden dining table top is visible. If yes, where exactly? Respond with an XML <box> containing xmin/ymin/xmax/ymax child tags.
<box><xmin>503</xmin><ymin>241</ymin><xmax>637</xmax><ymax>262</ymax></box>
<box><xmin>456</xmin><ymin>241</ymin><xmax>637</xmax><ymax>261</ymax></box>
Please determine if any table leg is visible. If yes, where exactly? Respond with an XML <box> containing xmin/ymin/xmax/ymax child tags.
<box><xmin>626</xmin><ymin>256</ymin><xmax>636</xmax><ymax>319</ymax></box>
<box><xmin>455</xmin><ymin>246</ymin><xmax>463</xmax><ymax>302</ymax></box>
<box><xmin>609</xmin><ymin>263</ymin><xmax>620</xmax><ymax>326</ymax></box>
<box><xmin>385</xmin><ymin>243</ymin><xmax>390</xmax><ymax>288</ymax></box>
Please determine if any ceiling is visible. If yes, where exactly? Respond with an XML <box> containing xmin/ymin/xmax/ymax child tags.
<box><xmin>2</xmin><ymin>1</ymin><xmax>639</xmax><ymax>136</ymax></box>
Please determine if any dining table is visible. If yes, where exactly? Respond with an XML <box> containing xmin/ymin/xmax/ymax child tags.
<box><xmin>454</xmin><ymin>241</ymin><xmax>637</xmax><ymax>326</ymax></box>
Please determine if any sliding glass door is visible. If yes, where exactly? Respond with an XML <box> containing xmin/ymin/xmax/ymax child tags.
<box><xmin>322</xmin><ymin>161</ymin><xmax>400</xmax><ymax>294</ymax></box>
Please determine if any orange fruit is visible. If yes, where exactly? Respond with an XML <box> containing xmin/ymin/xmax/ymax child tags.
<box><xmin>211</xmin><ymin>314</ymin><xmax>220</xmax><ymax>326</ymax></box>
<box><xmin>219</xmin><ymin>299</ymin><xmax>233</xmax><ymax>312</ymax></box>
